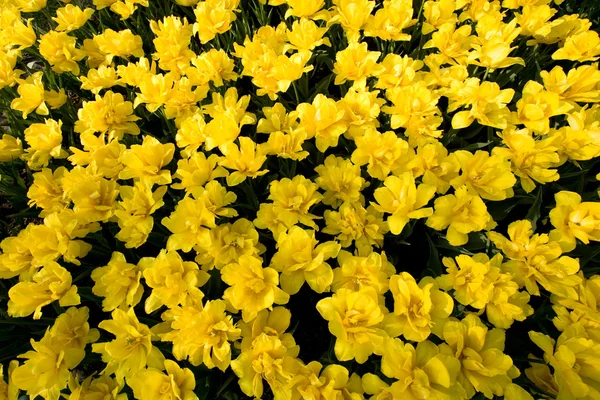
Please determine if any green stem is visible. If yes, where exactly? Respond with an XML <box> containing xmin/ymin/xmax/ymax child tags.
<box><xmin>483</xmin><ymin>67</ymin><xmax>490</xmax><ymax>81</ymax></box>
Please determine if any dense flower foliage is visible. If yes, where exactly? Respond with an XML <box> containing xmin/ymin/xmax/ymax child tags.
<box><xmin>0</xmin><ymin>0</ymin><xmax>599</xmax><ymax>399</ymax></box>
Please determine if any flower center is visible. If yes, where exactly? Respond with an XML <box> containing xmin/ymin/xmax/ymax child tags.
<box><xmin>247</xmin><ymin>278</ymin><xmax>266</xmax><ymax>293</ymax></box>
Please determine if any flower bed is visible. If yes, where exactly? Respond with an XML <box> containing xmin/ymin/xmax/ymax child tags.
<box><xmin>0</xmin><ymin>0</ymin><xmax>600</xmax><ymax>399</ymax></box>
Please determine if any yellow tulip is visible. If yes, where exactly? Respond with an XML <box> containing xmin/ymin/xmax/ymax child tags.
<box><xmin>75</xmin><ymin>91</ymin><xmax>140</xmax><ymax>140</ymax></box>
<box><xmin>47</xmin><ymin>307</ymin><xmax>99</xmax><ymax>350</ymax></box>
<box><xmin>221</xmin><ymin>255</ymin><xmax>289</xmax><ymax>322</ymax></box>
<box><xmin>270</xmin><ymin>226</ymin><xmax>340</xmax><ymax>294</ymax></box>
<box><xmin>323</xmin><ymin>203</ymin><xmax>388</xmax><ymax>254</ymax></box>
<box><xmin>332</xmin><ymin>41</ymin><xmax>383</xmax><ymax>86</ymax></box>
<box><xmin>128</xmin><ymin>360</ymin><xmax>196</xmax><ymax>400</ymax></box>
<box><xmin>38</xmin><ymin>30</ymin><xmax>85</xmax><ymax>75</ymax></box>
<box><xmin>162</xmin><ymin>300</ymin><xmax>240</xmax><ymax>371</ymax></box>
<box><xmin>53</xmin><ymin>4</ymin><xmax>94</xmax><ymax>32</ymax></box>
<box><xmin>92</xmin><ymin>307</ymin><xmax>165</xmax><ymax>381</ymax></box>
<box><xmin>450</xmin><ymin>150</ymin><xmax>516</xmax><ymax>201</ymax></box>
<box><xmin>440</xmin><ymin>314</ymin><xmax>520</xmax><ymax>398</ymax></box>
<box><xmin>12</xmin><ymin>335</ymin><xmax>85</xmax><ymax>400</ymax></box>
<box><xmin>8</xmin><ymin>261</ymin><xmax>80</xmax><ymax>319</ymax></box>
<box><xmin>297</xmin><ymin>94</ymin><xmax>347</xmax><ymax>153</ymax></box>
<box><xmin>427</xmin><ymin>185</ymin><xmax>496</xmax><ymax>246</ymax></box>
<box><xmin>364</xmin><ymin>339</ymin><xmax>466</xmax><ymax>399</ymax></box>
<box><xmin>91</xmin><ymin>251</ymin><xmax>144</xmax><ymax>312</ymax></box>
<box><xmin>22</xmin><ymin>119</ymin><xmax>68</xmax><ymax>169</ymax></box>
<box><xmin>530</xmin><ymin>324</ymin><xmax>600</xmax><ymax>400</ymax></box>
<box><xmin>383</xmin><ymin>272</ymin><xmax>453</xmax><ymax>341</ymax></box>
<box><xmin>372</xmin><ymin>172</ymin><xmax>436</xmax><ymax>235</ymax></box>
<box><xmin>237</xmin><ymin>307</ymin><xmax>299</xmax><ymax>358</ymax></box>
<box><xmin>220</xmin><ymin>137</ymin><xmax>269</xmax><ymax>186</ymax></box>
<box><xmin>316</xmin><ymin>287</ymin><xmax>386</xmax><ymax>363</ymax></box>
<box><xmin>231</xmin><ymin>333</ymin><xmax>301</xmax><ymax>399</ymax></box>
<box><xmin>549</xmin><ymin>191</ymin><xmax>600</xmax><ymax>252</ymax></box>
<box><xmin>489</xmin><ymin>219</ymin><xmax>582</xmax><ymax>298</ymax></box>
<box><xmin>118</xmin><ymin>135</ymin><xmax>174</xmax><ymax>185</ymax></box>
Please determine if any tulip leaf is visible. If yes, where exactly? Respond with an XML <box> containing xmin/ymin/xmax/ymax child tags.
<box><xmin>424</xmin><ymin>233</ymin><xmax>443</xmax><ymax>277</ymax></box>
<box><xmin>526</xmin><ymin>188</ymin><xmax>543</xmax><ymax>231</ymax></box>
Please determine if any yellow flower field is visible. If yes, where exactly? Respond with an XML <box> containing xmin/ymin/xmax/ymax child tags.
<box><xmin>0</xmin><ymin>0</ymin><xmax>600</xmax><ymax>398</ymax></box>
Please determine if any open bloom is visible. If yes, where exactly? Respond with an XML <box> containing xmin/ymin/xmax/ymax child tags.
<box><xmin>449</xmin><ymin>78</ymin><xmax>514</xmax><ymax>130</ymax></box>
<box><xmin>372</xmin><ymin>172</ymin><xmax>436</xmax><ymax>235</ymax></box>
<box><xmin>221</xmin><ymin>255</ymin><xmax>290</xmax><ymax>322</ymax></box>
<box><xmin>427</xmin><ymin>185</ymin><xmax>496</xmax><ymax>246</ymax></box>
<box><xmin>47</xmin><ymin>306</ymin><xmax>99</xmax><ymax>350</ymax></box>
<box><xmin>440</xmin><ymin>314</ymin><xmax>521</xmax><ymax>399</ymax></box>
<box><xmin>8</xmin><ymin>261</ymin><xmax>80</xmax><ymax>320</ymax></box>
<box><xmin>195</xmin><ymin>218</ymin><xmax>263</xmax><ymax>270</ymax></box>
<box><xmin>139</xmin><ymin>250</ymin><xmax>209</xmax><ymax>313</ymax></box>
<box><xmin>316</xmin><ymin>287</ymin><xmax>387</xmax><ymax>364</ymax></box>
<box><xmin>288</xmin><ymin>362</ymin><xmax>360</xmax><ymax>400</ymax></box>
<box><xmin>549</xmin><ymin>191</ymin><xmax>600</xmax><ymax>252</ymax></box>
<box><xmin>297</xmin><ymin>94</ymin><xmax>347</xmax><ymax>153</ymax></box>
<box><xmin>22</xmin><ymin>119</ymin><xmax>68</xmax><ymax>169</ymax></box>
<box><xmin>383</xmin><ymin>272</ymin><xmax>453</xmax><ymax>342</ymax></box>
<box><xmin>237</xmin><ymin>307</ymin><xmax>299</xmax><ymax>358</ymax></box>
<box><xmin>552</xmin><ymin>274</ymin><xmax>600</xmax><ymax>342</ymax></box>
<box><xmin>332</xmin><ymin>41</ymin><xmax>383</xmax><ymax>86</ymax></box>
<box><xmin>172</xmin><ymin>152</ymin><xmax>227</xmax><ymax>192</ymax></box>
<box><xmin>323</xmin><ymin>203</ymin><xmax>388</xmax><ymax>254</ymax></box>
<box><xmin>219</xmin><ymin>137</ymin><xmax>268</xmax><ymax>186</ymax></box>
<box><xmin>332</xmin><ymin>250</ymin><xmax>395</xmax><ymax>296</ymax></box>
<box><xmin>119</xmin><ymin>135</ymin><xmax>175</xmax><ymax>185</ymax></box>
<box><xmin>231</xmin><ymin>333</ymin><xmax>300</xmax><ymax>399</ymax></box>
<box><xmin>407</xmin><ymin>141</ymin><xmax>459</xmax><ymax>194</ymax></box>
<box><xmin>161</xmin><ymin>190</ymin><xmax>219</xmax><ymax>253</ymax></box>
<box><xmin>515</xmin><ymin>81</ymin><xmax>573</xmax><ymax>135</ymax></box>
<box><xmin>437</xmin><ymin>254</ymin><xmax>502</xmax><ymax>309</ymax></box>
<box><xmin>38</xmin><ymin>31</ymin><xmax>85</xmax><ymax>74</ymax></box>
<box><xmin>193</xmin><ymin>0</ymin><xmax>237</xmax><ymax>44</ymax></box>
<box><xmin>270</xmin><ymin>226</ymin><xmax>341</xmax><ymax>295</ymax></box>
<box><xmin>10</xmin><ymin>72</ymin><xmax>59</xmax><ymax>119</ymax></box>
<box><xmin>364</xmin><ymin>0</ymin><xmax>416</xmax><ymax>41</ymax></box>
<box><xmin>530</xmin><ymin>324</ymin><xmax>600</xmax><ymax>400</ymax></box>
<box><xmin>553</xmin><ymin>30</ymin><xmax>600</xmax><ymax>62</ymax></box>
<box><xmin>363</xmin><ymin>339</ymin><xmax>466</xmax><ymax>399</ymax></box>
<box><xmin>93</xmin><ymin>28</ymin><xmax>144</xmax><ymax>64</ymax></box>
<box><xmin>315</xmin><ymin>155</ymin><xmax>366</xmax><ymax>208</ymax></box>
<box><xmin>26</xmin><ymin>167</ymin><xmax>69</xmax><ymax>217</ymax></box>
<box><xmin>162</xmin><ymin>300</ymin><xmax>241</xmax><ymax>371</ymax></box>
<box><xmin>264</xmin><ymin>175</ymin><xmax>323</xmax><ymax>230</ymax></box>
<box><xmin>114</xmin><ymin>183</ymin><xmax>167</xmax><ymax>248</ymax></box>
<box><xmin>541</xmin><ymin>64</ymin><xmax>600</xmax><ymax>106</ymax></box>
<box><xmin>450</xmin><ymin>150</ymin><xmax>516</xmax><ymax>201</ymax></box>
<box><xmin>351</xmin><ymin>129</ymin><xmax>413</xmax><ymax>181</ymax></box>
<box><xmin>53</xmin><ymin>4</ymin><xmax>94</xmax><ymax>32</ymax></box>
<box><xmin>91</xmin><ymin>252</ymin><xmax>143</xmax><ymax>312</ymax></box>
<box><xmin>12</xmin><ymin>334</ymin><xmax>85</xmax><ymax>400</ymax></box>
<box><xmin>493</xmin><ymin>127</ymin><xmax>561</xmax><ymax>193</ymax></box>
<box><xmin>127</xmin><ymin>360</ymin><xmax>196</xmax><ymax>400</ymax></box>
<box><xmin>92</xmin><ymin>307</ymin><xmax>165</xmax><ymax>382</ymax></box>
<box><xmin>489</xmin><ymin>219</ymin><xmax>582</xmax><ymax>299</ymax></box>
<box><xmin>0</xmin><ymin>134</ymin><xmax>23</xmax><ymax>162</ymax></box>
<box><xmin>75</xmin><ymin>91</ymin><xmax>140</xmax><ymax>140</ymax></box>
<box><xmin>63</xmin><ymin>167</ymin><xmax>119</xmax><ymax>223</ymax></box>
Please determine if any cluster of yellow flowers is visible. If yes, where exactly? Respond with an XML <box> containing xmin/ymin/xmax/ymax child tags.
<box><xmin>0</xmin><ymin>0</ymin><xmax>600</xmax><ymax>398</ymax></box>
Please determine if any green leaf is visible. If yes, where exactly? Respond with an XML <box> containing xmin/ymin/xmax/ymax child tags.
<box><xmin>309</xmin><ymin>74</ymin><xmax>334</xmax><ymax>102</ymax></box>
<box><xmin>462</xmin><ymin>141</ymin><xmax>492</xmax><ymax>151</ymax></box>
<box><xmin>487</xmin><ymin>197</ymin><xmax>532</xmax><ymax>222</ymax></box>
<box><xmin>526</xmin><ymin>188</ymin><xmax>543</xmax><ymax>231</ymax></box>
<box><xmin>423</xmin><ymin>233</ymin><xmax>443</xmax><ymax>277</ymax></box>
<box><xmin>216</xmin><ymin>373</ymin><xmax>236</xmax><ymax>398</ymax></box>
